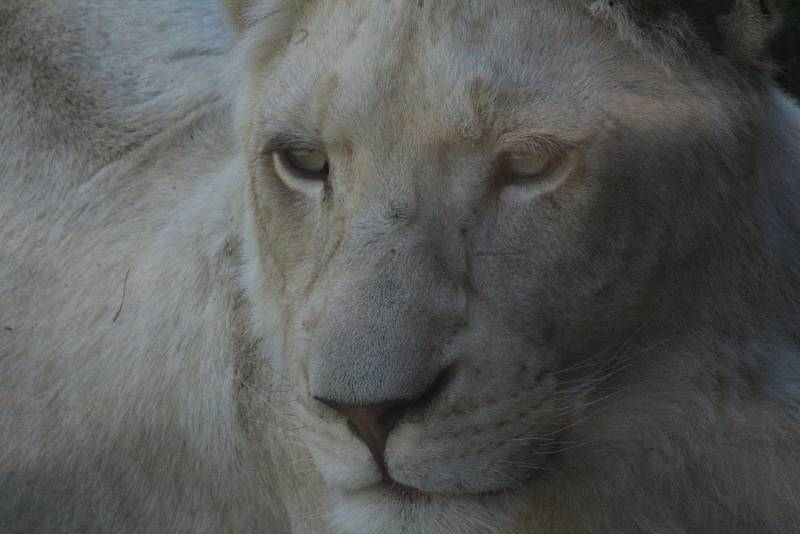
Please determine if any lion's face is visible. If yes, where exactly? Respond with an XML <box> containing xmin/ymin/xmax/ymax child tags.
<box><xmin>237</xmin><ymin>0</ymin><xmax>744</xmax><ymax>530</ymax></box>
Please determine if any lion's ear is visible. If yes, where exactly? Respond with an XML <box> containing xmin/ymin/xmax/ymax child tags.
<box><xmin>222</xmin><ymin>0</ymin><xmax>254</xmax><ymax>32</ymax></box>
<box><xmin>648</xmin><ymin>0</ymin><xmax>782</xmax><ymax>64</ymax></box>
<box><xmin>715</xmin><ymin>0</ymin><xmax>783</xmax><ymax>64</ymax></box>
<box><xmin>598</xmin><ymin>0</ymin><xmax>783</xmax><ymax>67</ymax></box>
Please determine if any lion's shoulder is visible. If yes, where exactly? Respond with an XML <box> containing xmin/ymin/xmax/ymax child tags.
<box><xmin>0</xmin><ymin>0</ymin><xmax>232</xmax><ymax>171</ymax></box>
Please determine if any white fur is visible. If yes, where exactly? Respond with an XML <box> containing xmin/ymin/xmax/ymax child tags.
<box><xmin>2</xmin><ymin>1</ymin><xmax>800</xmax><ymax>533</ymax></box>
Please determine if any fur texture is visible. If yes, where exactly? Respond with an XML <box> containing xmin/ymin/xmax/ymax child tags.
<box><xmin>2</xmin><ymin>1</ymin><xmax>800</xmax><ymax>532</ymax></box>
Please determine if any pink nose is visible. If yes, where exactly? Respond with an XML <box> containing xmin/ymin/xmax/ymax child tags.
<box><xmin>317</xmin><ymin>399</ymin><xmax>411</xmax><ymax>472</ymax></box>
<box><xmin>315</xmin><ymin>368</ymin><xmax>452</xmax><ymax>471</ymax></box>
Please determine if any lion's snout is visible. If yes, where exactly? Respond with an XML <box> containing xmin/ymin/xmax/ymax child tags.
<box><xmin>314</xmin><ymin>366</ymin><xmax>451</xmax><ymax>478</ymax></box>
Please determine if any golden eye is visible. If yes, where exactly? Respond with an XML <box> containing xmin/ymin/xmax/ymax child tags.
<box><xmin>505</xmin><ymin>153</ymin><xmax>552</xmax><ymax>178</ymax></box>
<box><xmin>280</xmin><ymin>149</ymin><xmax>329</xmax><ymax>178</ymax></box>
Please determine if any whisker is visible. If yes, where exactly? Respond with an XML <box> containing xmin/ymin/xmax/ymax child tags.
<box><xmin>496</xmin><ymin>461</ymin><xmax>554</xmax><ymax>470</ymax></box>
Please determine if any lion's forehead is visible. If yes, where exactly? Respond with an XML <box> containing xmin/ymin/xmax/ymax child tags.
<box><xmin>260</xmin><ymin>0</ymin><xmax>621</xmax><ymax>149</ymax></box>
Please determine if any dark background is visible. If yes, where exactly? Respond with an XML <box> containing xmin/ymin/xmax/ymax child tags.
<box><xmin>775</xmin><ymin>0</ymin><xmax>800</xmax><ymax>96</ymax></box>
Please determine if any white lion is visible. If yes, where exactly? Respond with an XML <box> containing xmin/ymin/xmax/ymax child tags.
<box><xmin>2</xmin><ymin>0</ymin><xmax>800</xmax><ymax>532</ymax></box>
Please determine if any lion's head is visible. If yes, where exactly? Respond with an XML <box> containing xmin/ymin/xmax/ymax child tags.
<box><xmin>223</xmin><ymin>0</ymin><xmax>795</xmax><ymax>531</ymax></box>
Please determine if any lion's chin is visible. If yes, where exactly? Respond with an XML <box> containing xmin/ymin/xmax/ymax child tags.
<box><xmin>329</xmin><ymin>481</ymin><xmax>521</xmax><ymax>534</ymax></box>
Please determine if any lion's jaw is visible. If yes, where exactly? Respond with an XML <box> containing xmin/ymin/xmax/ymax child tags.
<box><xmin>234</xmin><ymin>0</ymin><xmax>780</xmax><ymax>531</ymax></box>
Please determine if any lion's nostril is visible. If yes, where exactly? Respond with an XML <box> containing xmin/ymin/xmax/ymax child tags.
<box><xmin>314</xmin><ymin>366</ymin><xmax>453</xmax><ymax>471</ymax></box>
<box><xmin>319</xmin><ymin>401</ymin><xmax>399</xmax><ymax>468</ymax></box>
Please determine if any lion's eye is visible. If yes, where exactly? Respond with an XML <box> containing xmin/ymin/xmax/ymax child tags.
<box><xmin>280</xmin><ymin>149</ymin><xmax>329</xmax><ymax>177</ymax></box>
<box><xmin>498</xmin><ymin>149</ymin><xmax>576</xmax><ymax>197</ymax></box>
<box><xmin>505</xmin><ymin>153</ymin><xmax>552</xmax><ymax>179</ymax></box>
<box><xmin>272</xmin><ymin>148</ymin><xmax>330</xmax><ymax>195</ymax></box>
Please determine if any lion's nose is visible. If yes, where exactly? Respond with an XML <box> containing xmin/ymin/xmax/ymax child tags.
<box><xmin>317</xmin><ymin>400</ymin><xmax>401</xmax><ymax>468</ymax></box>
<box><xmin>315</xmin><ymin>368</ymin><xmax>451</xmax><ymax>470</ymax></box>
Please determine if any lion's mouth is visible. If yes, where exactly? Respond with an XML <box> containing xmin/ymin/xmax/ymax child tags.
<box><xmin>325</xmin><ymin>427</ymin><xmax>561</xmax><ymax>504</ymax></box>
<box><xmin>380</xmin><ymin>479</ymin><xmax>436</xmax><ymax>503</ymax></box>
<box><xmin>351</xmin><ymin>475</ymin><xmax>522</xmax><ymax>504</ymax></box>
